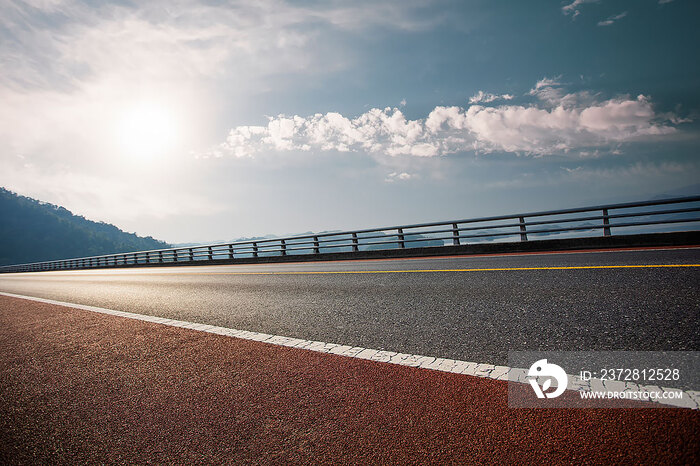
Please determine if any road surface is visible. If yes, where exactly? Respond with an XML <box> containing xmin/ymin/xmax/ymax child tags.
<box><xmin>1</xmin><ymin>247</ymin><xmax>698</xmax><ymax>365</ymax></box>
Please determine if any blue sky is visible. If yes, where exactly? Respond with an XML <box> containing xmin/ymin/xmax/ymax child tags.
<box><xmin>1</xmin><ymin>0</ymin><xmax>698</xmax><ymax>242</ymax></box>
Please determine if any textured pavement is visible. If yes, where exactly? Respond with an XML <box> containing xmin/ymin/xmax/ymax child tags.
<box><xmin>1</xmin><ymin>295</ymin><xmax>699</xmax><ymax>464</ymax></box>
<box><xmin>1</xmin><ymin>248</ymin><xmax>698</xmax><ymax>365</ymax></box>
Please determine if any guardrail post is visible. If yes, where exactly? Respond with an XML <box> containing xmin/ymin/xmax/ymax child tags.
<box><xmin>398</xmin><ymin>228</ymin><xmax>405</xmax><ymax>249</ymax></box>
<box><xmin>452</xmin><ymin>223</ymin><xmax>460</xmax><ymax>246</ymax></box>
<box><xmin>228</xmin><ymin>245</ymin><xmax>234</xmax><ymax>259</ymax></box>
<box><xmin>253</xmin><ymin>242</ymin><xmax>258</xmax><ymax>258</ymax></box>
<box><xmin>146</xmin><ymin>252</ymin><xmax>151</xmax><ymax>264</ymax></box>
<box><xmin>133</xmin><ymin>253</ymin><xmax>138</xmax><ymax>264</ymax></box>
<box><xmin>519</xmin><ymin>217</ymin><xmax>528</xmax><ymax>241</ymax></box>
<box><xmin>281</xmin><ymin>240</ymin><xmax>286</xmax><ymax>256</ymax></box>
<box><xmin>189</xmin><ymin>248</ymin><xmax>193</xmax><ymax>261</ymax></box>
<box><xmin>352</xmin><ymin>232</ymin><xmax>359</xmax><ymax>252</ymax></box>
<box><xmin>159</xmin><ymin>251</ymin><xmax>163</xmax><ymax>263</ymax></box>
<box><xmin>313</xmin><ymin>236</ymin><xmax>320</xmax><ymax>254</ymax></box>
<box><xmin>603</xmin><ymin>208</ymin><xmax>611</xmax><ymax>236</ymax></box>
<box><xmin>208</xmin><ymin>246</ymin><xmax>213</xmax><ymax>261</ymax></box>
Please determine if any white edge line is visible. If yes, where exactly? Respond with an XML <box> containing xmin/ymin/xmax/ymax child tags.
<box><xmin>1</xmin><ymin>291</ymin><xmax>697</xmax><ymax>410</ymax></box>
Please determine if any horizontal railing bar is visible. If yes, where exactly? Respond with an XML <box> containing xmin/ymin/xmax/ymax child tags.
<box><xmin>459</xmin><ymin>217</ymin><xmax>700</xmax><ymax>240</ymax></box>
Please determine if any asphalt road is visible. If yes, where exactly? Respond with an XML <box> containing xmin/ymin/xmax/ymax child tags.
<box><xmin>1</xmin><ymin>247</ymin><xmax>698</xmax><ymax>365</ymax></box>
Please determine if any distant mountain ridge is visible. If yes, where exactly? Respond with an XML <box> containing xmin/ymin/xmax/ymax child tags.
<box><xmin>0</xmin><ymin>188</ymin><xmax>170</xmax><ymax>266</ymax></box>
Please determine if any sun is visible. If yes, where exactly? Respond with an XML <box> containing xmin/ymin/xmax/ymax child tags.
<box><xmin>118</xmin><ymin>102</ymin><xmax>178</xmax><ymax>161</ymax></box>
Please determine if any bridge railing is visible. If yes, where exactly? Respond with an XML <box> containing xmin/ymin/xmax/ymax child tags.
<box><xmin>2</xmin><ymin>195</ymin><xmax>699</xmax><ymax>273</ymax></box>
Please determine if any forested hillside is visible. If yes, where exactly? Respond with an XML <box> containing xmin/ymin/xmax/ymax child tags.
<box><xmin>0</xmin><ymin>188</ymin><xmax>169</xmax><ymax>265</ymax></box>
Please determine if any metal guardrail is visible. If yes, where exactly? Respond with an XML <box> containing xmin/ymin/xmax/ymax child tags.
<box><xmin>2</xmin><ymin>196</ymin><xmax>699</xmax><ymax>273</ymax></box>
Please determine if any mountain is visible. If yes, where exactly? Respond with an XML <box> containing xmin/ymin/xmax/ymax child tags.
<box><xmin>0</xmin><ymin>188</ymin><xmax>170</xmax><ymax>266</ymax></box>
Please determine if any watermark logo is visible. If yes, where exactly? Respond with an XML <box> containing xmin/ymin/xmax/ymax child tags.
<box><xmin>527</xmin><ymin>359</ymin><xmax>568</xmax><ymax>399</ymax></box>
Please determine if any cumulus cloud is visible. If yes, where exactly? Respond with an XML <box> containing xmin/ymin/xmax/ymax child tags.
<box><xmin>211</xmin><ymin>78</ymin><xmax>680</xmax><ymax>158</ymax></box>
<box><xmin>598</xmin><ymin>12</ymin><xmax>627</xmax><ymax>27</ymax></box>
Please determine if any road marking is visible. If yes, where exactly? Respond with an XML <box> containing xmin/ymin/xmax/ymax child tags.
<box><xmin>0</xmin><ymin>291</ymin><xmax>697</xmax><ymax>409</ymax></box>
<box><xmin>2</xmin><ymin>263</ymin><xmax>699</xmax><ymax>278</ymax></box>
<box><xmin>157</xmin><ymin>264</ymin><xmax>700</xmax><ymax>276</ymax></box>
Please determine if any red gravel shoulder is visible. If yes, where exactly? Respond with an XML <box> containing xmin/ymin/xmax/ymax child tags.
<box><xmin>0</xmin><ymin>295</ymin><xmax>697</xmax><ymax>464</ymax></box>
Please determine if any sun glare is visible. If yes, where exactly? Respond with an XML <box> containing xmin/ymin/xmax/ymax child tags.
<box><xmin>118</xmin><ymin>103</ymin><xmax>178</xmax><ymax>161</ymax></box>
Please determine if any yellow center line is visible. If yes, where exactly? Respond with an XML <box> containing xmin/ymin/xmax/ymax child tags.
<box><xmin>173</xmin><ymin>264</ymin><xmax>700</xmax><ymax>275</ymax></box>
<box><xmin>9</xmin><ymin>263</ymin><xmax>700</xmax><ymax>277</ymax></box>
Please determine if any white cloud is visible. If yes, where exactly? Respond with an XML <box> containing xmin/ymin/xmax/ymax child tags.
<box><xmin>598</xmin><ymin>11</ymin><xmax>627</xmax><ymax>27</ymax></box>
<box><xmin>560</xmin><ymin>161</ymin><xmax>689</xmax><ymax>180</ymax></box>
<box><xmin>0</xmin><ymin>0</ymin><xmax>445</xmax><ymax>92</ymax></box>
<box><xmin>212</xmin><ymin>79</ymin><xmax>681</xmax><ymax>158</ymax></box>
<box><xmin>468</xmin><ymin>91</ymin><xmax>514</xmax><ymax>104</ymax></box>
<box><xmin>527</xmin><ymin>76</ymin><xmax>568</xmax><ymax>104</ymax></box>
<box><xmin>562</xmin><ymin>0</ymin><xmax>599</xmax><ymax>18</ymax></box>
<box><xmin>385</xmin><ymin>172</ymin><xmax>415</xmax><ymax>182</ymax></box>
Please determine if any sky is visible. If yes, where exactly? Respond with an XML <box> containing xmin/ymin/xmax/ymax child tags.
<box><xmin>1</xmin><ymin>0</ymin><xmax>699</xmax><ymax>243</ymax></box>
